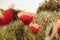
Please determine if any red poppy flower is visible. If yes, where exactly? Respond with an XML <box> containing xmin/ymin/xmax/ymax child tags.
<box><xmin>0</xmin><ymin>8</ymin><xmax>14</xmax><ymax>25</ymax></box>
<box><xmin>45</xmin><ymin>18</ymin><xmax>49</xmax><ymax>23</ymax></box>
<box><xmin>57</xmin><ymin>27</ymin><xmax>60</xmax><ymax>35</ymax></box>
<box><xmin>56</xmin><ymin>19</ymin><xmax>60</xmax><ymax>35</ymax></box>
<box><xmin>17</xmin><ymin>12</ymin><xmax>37</xmax><ymax>25</ymax></box>
<box><xmin>29</xmin><ymin>23</ymin><xmax>42</xmax><ymax>34</ymax></box>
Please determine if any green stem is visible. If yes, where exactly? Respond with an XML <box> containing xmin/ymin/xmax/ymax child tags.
<box><xmin>58</xmin><ymin>36</ymin><xmax>60</xmax><ymax>40</ymax></box>
<box><xmin>35</xmin><ymin>34</ymin><xmax>37</xmax><ymax>40</ymax></box>
<box><xmin>24</xmin><ymin>25</ymin><xmax>29</xmax><ymax>40</ymax></box>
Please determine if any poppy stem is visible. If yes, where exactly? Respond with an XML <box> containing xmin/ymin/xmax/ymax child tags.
<box><xmin>35</xmin><ymin>34</ymin><xmax>37</xmax><ymax>40</ymax></box>
<box><xmin>58</xmin><ymin>36</ymin><xmax>60</xmax><ymax>40</ymax></box>
<box><xmin>24</xmin><ymin>25</ymin><xmax>29</xmax><ymax>40</ymax></box>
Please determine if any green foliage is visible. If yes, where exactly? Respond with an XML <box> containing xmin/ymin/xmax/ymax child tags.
<box><xmin>37</xmin><ymin>0</ymin><xmax>60</xmax><ymax>13</ymax></box>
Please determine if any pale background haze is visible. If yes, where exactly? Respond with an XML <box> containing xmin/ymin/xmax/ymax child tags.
<box><xmin>0</xmin><ymin>0</ymin><xmax>45</xmax><ymax>13</ymax></box>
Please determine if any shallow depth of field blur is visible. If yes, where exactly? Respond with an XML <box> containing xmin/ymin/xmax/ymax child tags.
<box><xmin>0</xmin><ymin>0</ymin><xmax>60</xmax><ymax>40</ymax></box>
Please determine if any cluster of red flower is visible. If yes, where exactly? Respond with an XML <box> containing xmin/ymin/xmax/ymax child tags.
<box><xmin>0</xmin><ymin>8</ymin><xmax>42</xmax><ymax>34</ymax></box>
<box><xmin>0</xmin><ymin>8</ymin><xmax>60</xmax><ymax>35</ymax></box>
<box><xmin>17</xmin><ymin>12</ymin><xmax>42</xmax><ymax>34</ymax></box>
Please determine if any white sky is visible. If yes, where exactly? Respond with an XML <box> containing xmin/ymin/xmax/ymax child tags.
<box><xmin>0</xmin><ymin>0</ymin><xmax>45</xmax><ymax>13</ymax></box>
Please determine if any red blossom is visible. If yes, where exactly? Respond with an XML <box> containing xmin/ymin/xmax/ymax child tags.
<box><xmin>0</xmin><ymin>8</ymin><xmax>14</xmax><ymax>25</ymax></box>
<box><xmin>57</xmin><ymin>27</ymin><xmax>60</xmax><ymax>35</ymax></box>
<box><xmin>29</xmin><ymin>23</ymin><xmax>42</xmax><ymax>34</ymax></box>
<box><xmin>56</xmin><ymin>19</ymin><xmax>60</xmax><ymax>36</ymax></box>
<box><xmin>17</xmin><ymin>12</ymin><xmax>36</xmax><ymax>25</ymax></box>
<box><xmin>45</xmin><ymin>18</ymin><xmax>49</xmax><ymax>23</ymax></box>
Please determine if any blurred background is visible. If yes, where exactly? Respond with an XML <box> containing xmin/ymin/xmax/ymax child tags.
<box><xmin>0</xmin><ymin>0</ymin><xmax>60</xmax><ymax>40</ymax></box>
<box><xmin>0</xmin><ymin>0</ymin><xmax>44</xmax><ymax>13</ymax></box>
